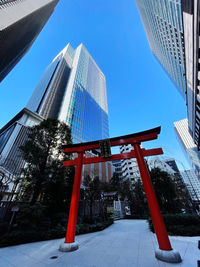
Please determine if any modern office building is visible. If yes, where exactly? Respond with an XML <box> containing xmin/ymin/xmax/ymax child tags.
<box><xmin>135</xmin><ymin>0</ymin><xmax>186</xmax><ymax>96</ymax></box>
<box><xmin>27</xmin><ymin>43</ymin><xmax>109</xmax><ymax>143</ymax></box>
<box><xmin>135</xmin><ymin>1</ymin><xmax>200</xmax><ymax>147</ymax></box>
<box><xmin>120</xmin><ymin>145</ymin><xmax>141</xmax><ymax>184</ymax></box>
<box><xmin>182</xmin><ymin>1</ymin><xmax>200</xmax><ymax>147</ymax></box>
<box><xmin>181</xmin><ymin>169</ymin><xmax>200</xmax><ymax>202</ymax></box>
<box><xmin>0</xmin><ymin>0</ymin><xmax>59</xmax><ymax>82</ymax></box>
<box><xmin>0</xmin><ymin>108</ymin><xmax>43</xmax><ymax>200</ymax></box>
<box><xmin>174</xmin><ymin>118</ymin><xmax>200</xmax><ymax>174</ymax></box>
<box><xmin>0</xmin><ymin>108</ymin><xmax>42</xmax><ymax>173</ymax></box>
<box><xmin>0</xmin><ymin>43</ymin><xmax>111</xmax><ymax>199</ymax></box>
<box><xmin>164</xmin><ymin>158</ymin><xmax>180</xmax><ymax>173</ymax></box>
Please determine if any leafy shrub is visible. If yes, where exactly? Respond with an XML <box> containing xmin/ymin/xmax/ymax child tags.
<box><xmin>96</xmin><ymin>222</ymin><xmax>104</xmax><ymax>230</ymax></box>
<box><xmin>44</xmin><ymin>225</ymin><xmax>66</xmax><ymax>239</ymax></box>
<box><xmin>75</xmin><ymin>218</ymin><xmax>113</xmax><ymax>235</ymax></box>
<box><xmin>39</xmin><ymin>218</ymin><xmax>51</xmax><ymax>230</ymax></box>
<box><xmin>163</xmin><ymin>213</ymin><xmax>200</xmax><ymax>226</ymax></box>
<box><xmin>82</xmin><ymin>216</ymin><xmax>94</xmax><ymax>224</ymax></box>
<box><xmin>0</xmin><ymin>217</ymin><xmax>113</xmax><ymax>247</ymax></box>
<box><xmin>0</xmin><ymin>231</ymin><xmax>43</xmax><ymax>247</ymax></box>
<box><xmin>15</xmin><ymin>203</ymin><xmax>47</xmax><ymax>231</ymax></box>
<box><xmin>0</xmin><ymin>222</ymin><xmax>9</xmax><ymax>235</ymax></box>
<box><xmin>148</xmin><ymin>213</ymin><xmax>200</xmax><ymax>236</ymax></box>
<box><xmin>89</xmin><ymin>224</ymin><xmax>97</xmax><ymax>232</ymax></box>
<box><xmin>77</xmin><ymin>216</ymin><xmax>83</xmax><ymax>224</ymax></box>
<box><xmin>107</xmin><ymin>217</ymin><xmax>114</xmax><ymax>225</ymax></box>
<box><xmin>50</xmin><ymin>212</ymin><xmax>68</xmax><ymax>228</ymax></box>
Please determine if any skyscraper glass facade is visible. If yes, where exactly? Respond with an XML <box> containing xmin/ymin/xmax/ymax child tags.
<box><xmin>181</xmin><ymin>169</ymin><xmax>200</xmax><ymax>201</ymax></box>
<box><xmin>27</xmin><ymin>43</ymin><xmax>109</xmax><ymax>144</ymax></box>
<box><xmin>174</xmin><ymin>118</ymin><xmax>200</xmax><ymax>173</ymax></box>
<box><xmin>65</xmin><ymin>45</ymin><xmax>108</xmax><ymax>143</ymax></box>
<box><xmin>136</xmin><ymin>1</ymin><xmax>200</xmax><ymax>149</ymax></box>
<box><xmin>135</xmin><ymin>0</ymin><xmax>186</xmax><ymax>97</ymax></box>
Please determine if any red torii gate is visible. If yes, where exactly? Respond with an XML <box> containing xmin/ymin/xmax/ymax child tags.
<box><xmin>59</xmin><ymin>127</ymin><xmax>181</xmax><ymax>263</ymax></box>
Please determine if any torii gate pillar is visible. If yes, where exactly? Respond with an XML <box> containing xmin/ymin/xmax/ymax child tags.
<box><xmin>59</xmin><ymin>127</ymin><xmax>182</xmax><ymax>263</ymax></box>
<box><xmin>133</xmin><ymin>143</ymin><xmax>181</xmax><ymax>263</ymax></box>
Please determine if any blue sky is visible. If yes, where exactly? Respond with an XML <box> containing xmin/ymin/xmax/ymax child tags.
<box><xmin>0</xmin><ymin>0</ymin><xmax>190</xmax><ymax>170</ymax></box>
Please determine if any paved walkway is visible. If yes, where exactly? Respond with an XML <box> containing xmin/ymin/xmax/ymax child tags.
<box><xmin>0</xmin><ymin>220</ymin><xmax>199</xmax><ymax>267</ymax></box>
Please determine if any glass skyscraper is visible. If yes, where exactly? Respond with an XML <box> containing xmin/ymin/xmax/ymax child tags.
<box><xmin>181</xmin><ymin>170</ymin><xmax>200</xmax><ymax>202</ymax></box>
<box><xmin>174</xmin><ymin>118</ymin><xmax>200</xmax><ymax>174</ymax></box>
<box><xmin>0</xmin><ymin>0</ymin><xmax>59</xmax><ymax>82</ymax></box>
<box><xmin>27</xmin><ymin>43</ymin><xmax>109</xmax><ymax>143</ymax></box>
<box><xmin>135</xmin><ymin>1</ymin><xmax>200</xmax><ymax>148</ymax></box>
<box><xmin>135</xmin><ymin>0</ymin><xmax>186</xmax><ymax>97</ymax></box>
<box><xmin>0</xmin><ymin>44</ymin><xmax>111</xmax><ymax>199</ymax></box>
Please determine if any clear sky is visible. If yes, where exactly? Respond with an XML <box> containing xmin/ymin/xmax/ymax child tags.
<box><xmin>0</xmin><ymin>0</ymin><xmax>191</xmax><ymax>170</ymax></box>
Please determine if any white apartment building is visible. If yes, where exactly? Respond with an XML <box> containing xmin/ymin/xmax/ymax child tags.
<box><xmin>120</xmin><ymin>145</ymin><xmax>141</xmax><ymax>184</ymax></box>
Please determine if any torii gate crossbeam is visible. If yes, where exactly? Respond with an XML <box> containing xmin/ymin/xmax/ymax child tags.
<box><xmin>59</xmin><ymin>127</ymin><xmax>181</xmax><ymax>263</ymax></box>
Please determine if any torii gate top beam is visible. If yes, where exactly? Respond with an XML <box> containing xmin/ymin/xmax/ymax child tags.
<box><xmin>63</xmin><ymin>126</ymin><xmax>161</xmax><ymax>153</ymax></box>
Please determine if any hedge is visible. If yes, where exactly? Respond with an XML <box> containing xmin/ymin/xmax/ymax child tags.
<box><xmin>148</xmin><ymin>213</ymin><xmax>200</xmax><ymax>236</ymax></box>
<box><xmin>0</xmin><ymin>218</ymin><xmax>113</xmax><ymax>247</ymax></box>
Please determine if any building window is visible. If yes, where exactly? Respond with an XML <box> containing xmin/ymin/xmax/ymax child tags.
<box><xmin>0</xmin><ymin>124</ymin><xmax>15</xmax><ymax>154</ymax></box>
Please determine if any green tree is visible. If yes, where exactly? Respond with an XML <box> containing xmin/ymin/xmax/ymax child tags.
<box><xmin>150</xmin><ymin>167</ymin><xmax>182</xmax><ymax>214</ymax></box>
<box><xmin>83</xmin><ymin>175</ymin><xmax>101</xmax><ymax>221</ymax></box>
<box><xmin>131</xmin><ymin>179</ymin><xmax>148</xmax><ymax>217</ymax></box>
<box><xmin>96</xmin><ymin>173</ymin><xmax>119</xmax><ymax>194</ymax></box>
<box><xmin>120</xmin><ymin>179</ymin><xmax>133</xmax><ymax>201</ymax></box>
<box><xmin>109</xmin><ymin>172</ymin><xmax>121</xmax><ymax>191</ymax></box>
<box><xmin>100</xmin><ymin>172</ymin><xmax>133</xmax><ymax>201</ymax></box>
<box><xmin>19</xmin><ymin>118</ymin><xmax>74</xmax><ymax>206</ymax></box>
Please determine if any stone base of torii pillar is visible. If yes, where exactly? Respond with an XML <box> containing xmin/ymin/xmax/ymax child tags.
<box><xmin>59</xmin><ymin>241</ymin><xmax>79</xmax><ymax>252</ymax></box>
<box><xmin>155</xmin><ymin>248</ymin><xmax>182</xmax><ymax>263</ymax></box>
